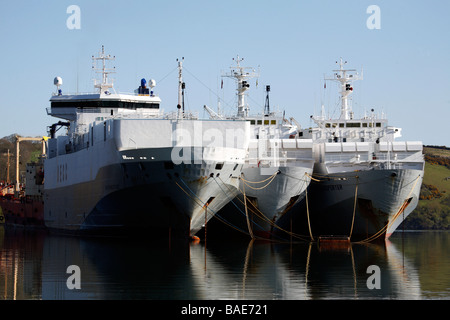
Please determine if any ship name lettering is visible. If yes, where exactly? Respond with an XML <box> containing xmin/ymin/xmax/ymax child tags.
<box><xmin>324</xmin><ymin>184</ymin><xmax>343</xmax><ymax>191</ymax></box>
<box><xmin>122</xmin><ymin>155</ymin><xmax>134</xmax><ymax>160</ymax></box>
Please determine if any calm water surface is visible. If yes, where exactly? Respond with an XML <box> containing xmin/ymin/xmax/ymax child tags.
<box><xmin>0</xmin><ymin>226</ymin><xmax>449</xmax><ymax>300</ymax></box>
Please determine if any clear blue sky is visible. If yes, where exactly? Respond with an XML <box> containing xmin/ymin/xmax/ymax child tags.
<box><xmin>0</xmin><ymin>0</ymin><xmax>449</xmax><ymax>146</ymax></box>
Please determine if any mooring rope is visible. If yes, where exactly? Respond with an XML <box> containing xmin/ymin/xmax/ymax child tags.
<box><xmin>348</xmin><ymin>176</ymin><xmax>359</xmax><ymax>240</ymax></box>
<box><xmin>239</xmin><ymin>174</ymin><xmax>313</xmax><ymax>242</ymax></box>
<box><xmin>242</xmin><ymin>176</ymin><xmax>255</xmax><ymax>240</ymax></box>
<box><xmin>305</xmin><ymin>172</ymin><xmax>323</xmax><ymax>182</ymax></box>
<box><xmin>305</xmin><ymin>184</ymin><xmax>315</xmax><ymax>242</ymax></box>
<box><xmin>216</xmin><ymin>175</ymin><xmax>312</xmax><ymax>242</ymax></box>
<box><xmin>354</xmin><ymin>174</ymin><xmax>421</xmax><ymax>244</ymax></box>
<box><xmin>239</xmin><ymin>171</ymin><xmax>279</xmax><ymax>184</ymax></box>
<box><xmin>240</xmin><ymin>171</ymin><xmax>279</xmax><ymax>190</ymax></box>
<box><xmin>174</xmin><ymin>168</ymin><xmax>420</xmax><ymax>245</ymax></box>
<box><xmin>174</xmin><ymin>178</ymin><xmax>250</xmax><ymax>236</ymax></box>
<box><xmin>212</xmin><ymin>176</ymin><xmax>268</xmax><ymax>237</ymax></box>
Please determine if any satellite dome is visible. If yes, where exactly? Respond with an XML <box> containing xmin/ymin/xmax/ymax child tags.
<box><xmin>54</xmin><ymin>76</ymin><xmax>63</xmax><ymax>86</ymax></box>
<box><xmin>148</xmin><ymin>79</ymin><xmax>156</xmax><ymax>88</ymax></box>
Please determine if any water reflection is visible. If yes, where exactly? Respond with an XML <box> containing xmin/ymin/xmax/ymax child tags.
<box><xmin>0</xmin><ymin>227</ymin><xmax>44</xmax><ymax>300</ymax></box>
<box><xmin>41</xmin><ymin>233</ymin><xmax>192</xmax><ymax>299</ymax></box>
<box><xmin>0</xmin><ymin>226</ymin><xmax>448</xmax><ymax>300</ymax></box>
<box><xmin>190</xmin><ymin>239</ymin><xmax>422</xmax><ymax>299</ymax></box>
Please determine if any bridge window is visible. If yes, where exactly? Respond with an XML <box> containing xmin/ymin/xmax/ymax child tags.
<box><xmin>51</xmin><ymin>100</ymin><xmax>160</xmax><ymax>109</ymax></box>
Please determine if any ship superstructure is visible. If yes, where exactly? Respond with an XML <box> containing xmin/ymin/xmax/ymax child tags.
<box><xmin>206</xmin><ymin>57</ymin><xmax>314</xmax><ymax>239</ymax></box>
<box><xmin>290</xmin><ymin>59</ymin><xmax>424</xmax><ymax>241</ymax></box>
<box><xmin>43</xmin><ymin>47</ymin><xmax>250</xmax><ymax>238</ymax></box>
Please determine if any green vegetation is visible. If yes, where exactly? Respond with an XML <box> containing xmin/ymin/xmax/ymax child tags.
<box><xmin>401</xmin><ymin>146</ymin><xmax>450</xmax><ymax>230</ymax></box>
<box><xmin>0</xmin><ymin>135</ymin><xmax>44</xmax><ymax>184</ymax></box>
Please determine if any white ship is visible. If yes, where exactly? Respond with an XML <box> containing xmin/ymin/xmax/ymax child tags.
<box><xmin>205</xmin><ymin>57</ymin><xmax>314</xmax><ymax>239</ymax></box>
<box><xmin>43</xmin><ymin>47</ymin><xmax>250</xmax><ymax>239</ymax></box>
<box><xmin>286</xmin><ymin>59</ymin><xmax>424</xmax><ymax>241</ymax></box>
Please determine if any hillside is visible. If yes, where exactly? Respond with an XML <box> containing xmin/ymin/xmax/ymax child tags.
<box><xmin>401</xmin><ymin>146</ymin><xmax>450</xmax><ymax>230</ymax></box>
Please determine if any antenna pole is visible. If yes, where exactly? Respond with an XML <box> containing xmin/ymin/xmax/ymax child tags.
<box><xmin>325</xmin><ymin>58</ymin><xmax>361</xmax><ymax>120</ymax></box>
<box><xmin>92</xmin><ymin>45</ymin><xmax>116</xmax><ymax>93</ymax></box>
<box><xmin>264</xmin><ymin>85</ymin><xmax>271</xmax><ymax>115</ymax></box>
<box><xmin>177</xmin><ymin>57</ymin><xmax>185</xmax><ymax>119</ymax></box>
<box><xmin>222</xmin><ymin>56</ymin><xmax>259</xmax><ymax>118</ymax></box>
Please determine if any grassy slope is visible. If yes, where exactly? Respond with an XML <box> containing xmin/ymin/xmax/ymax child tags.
<box><xmin>421</xmin><ymin>162</ymin><xmax>450</xmax><ymax>196</ymax></box>
<box><xmin>402</xmin><ymin>147</ymin><xmax>450</xmax><ymax>230</ymax></box>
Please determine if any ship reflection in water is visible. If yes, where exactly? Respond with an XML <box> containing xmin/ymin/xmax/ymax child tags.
<box><xmin>0</xmin><ymin>226</ymin><xmax>448</xmax><ymax>300</ymax></box>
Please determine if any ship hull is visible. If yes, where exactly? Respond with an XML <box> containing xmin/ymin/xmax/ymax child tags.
<box><xmin>43</xmin><ymin>118</ymin><xmax>249</xmax><ymax>239</ymax></box>
<box><xmin>207</xmin><ymin>163</ymin><xmax>314</xmax><ymax>239</ymax></box>
<box><xmin>44</xmin><ymin>148</ymin><xmax>242</xmax><ymax>239</ymax></box>
<box><xmin>0</xmin><ymin>197</ymin><xmax>45</xmax><ymax>227</ymax></box>
<box><xmin>282</xmin><ymin>168</ymin><xmax>423</xmax><ymax>241</ymax></box>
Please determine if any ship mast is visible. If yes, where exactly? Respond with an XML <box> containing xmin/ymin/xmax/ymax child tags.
<box><xmin>92</xmin><ymin>45</ymin><xmax>116</xmax><ymax>93</ymax></box>
<box><xmin>177</xmin><ymin>57</ymin><xmax>185</xmax><ymax>119</ymax></box>
<box><xmin>222</xmin><ymin>56</ymin><xmax>259</xmax><ymax>118</ymax></box>
<box><xmin>325</xmin><ymin>58</ymin><xmax>362</xmax><ymax>120</ymax></box>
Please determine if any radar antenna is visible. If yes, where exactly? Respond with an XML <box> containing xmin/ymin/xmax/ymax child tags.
<box><xmin>222</xmin><ymin>55</ymin><xmax>259</xmax><ymax>118</ymax></box>
<box><xmin>324</xmin><ymin>58</ymin><xmax>362</xmax><ymax>120</ymax></box>
<box><xmin>92</xmin><ymin>45</ymin><xmax>116</xmax><ymax>93</ymax></box>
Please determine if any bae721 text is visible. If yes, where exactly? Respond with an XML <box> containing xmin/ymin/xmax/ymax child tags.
<box><xmin>181</xmin><ymin>304</ymin><xmax>267</xmax><ymax>317</ymax></box>
<box><xmin>225</xmin><ymin>304</ymin><xmax>267</xmax><ymax>315</ymax></box>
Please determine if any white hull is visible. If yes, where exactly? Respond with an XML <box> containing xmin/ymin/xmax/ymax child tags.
<box><xmin>286</xmin><ymin>59</ymin><xmax>425</xmax><ymax>242</ymax></box>
<box><xmin>44</xmin><ymin>118</ymin><xmax>249</xmax><ymax>238</ymax></box>
<box><xmin>285</xmin><ymin>167</ymin><xmax>423</xmax><ymax>241</ymax></box>
<box><xmin>202</xmin><ymin>57</ymin><xmax>316</xmax><ymax>239</ymax></box>
<box><xmin>208</xmin><ymin>162</ymin><xmax>314</xmax><ymax>239</ymax></box>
